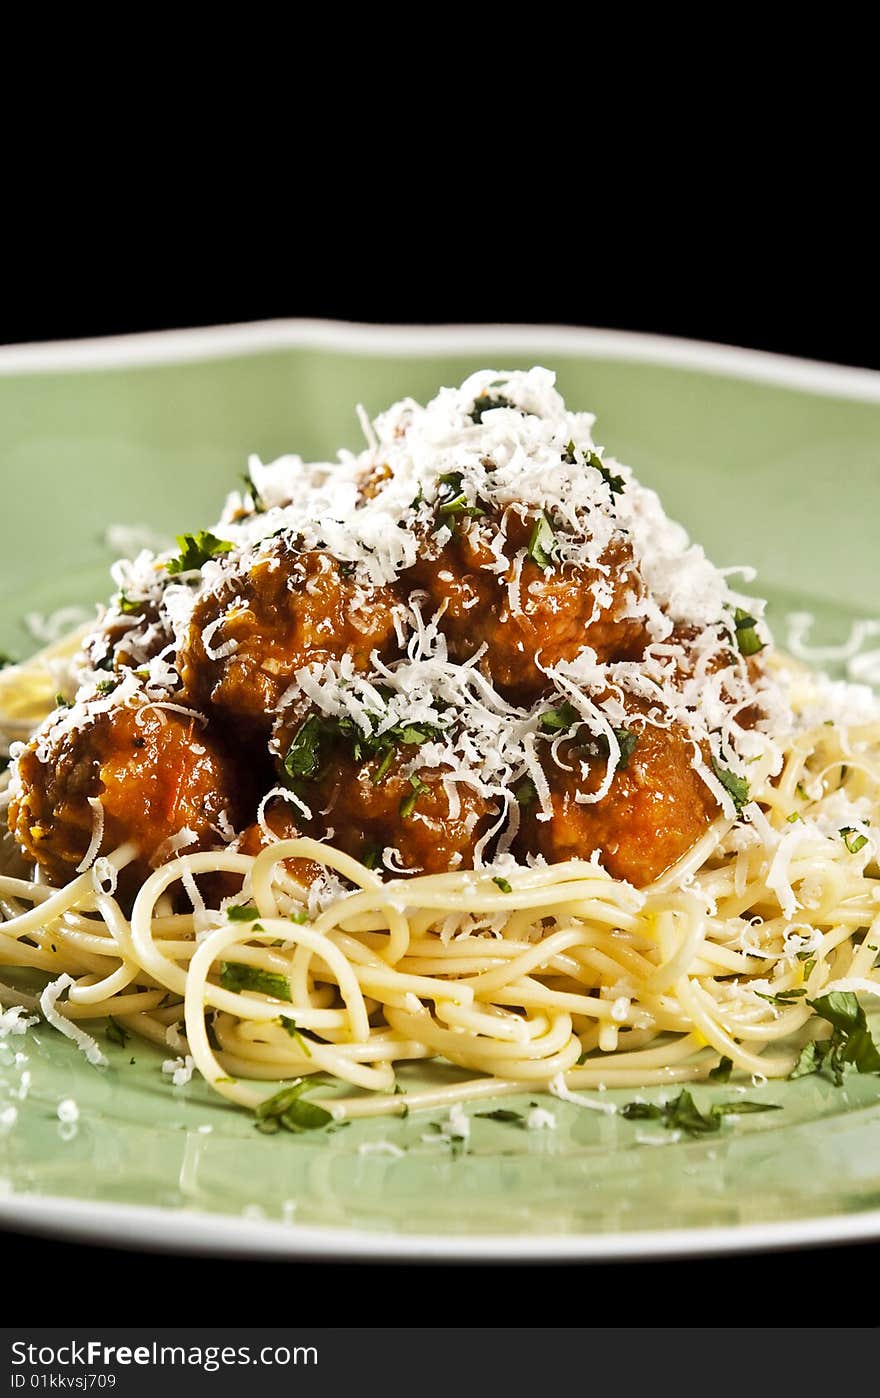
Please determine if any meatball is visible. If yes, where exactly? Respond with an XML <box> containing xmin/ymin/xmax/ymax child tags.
<box><xmin>276</xmin><ymin>717</ymin><xmax>495</xmax><ymax>873</ymax></box>
<box><xmin>10</xmin><ymin>702</ymin><xmax>252</xmax><ymax>888</ymax></box>
<box><xmin>317</xmin><ymin>751</ymin><xmax>494</xmax><ymax>873</ymax></box>
<box><xmin>178</xmin><ymin>542</ymin><xmax>402</xmax><ymax>731</ymax></box>
<box><xmin>406</xmin><ymin>512</ymin><xmax>648</xmax><ymax>700</ymax></box>
<box><xmin>517</xmin><ymin>712</ymin><xmax>718</xmax><ymax>887</ymax></box>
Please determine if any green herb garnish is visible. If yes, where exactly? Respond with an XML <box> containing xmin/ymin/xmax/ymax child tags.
<box><xmin>226</xmin><ymin>904</ymin><xmax>260</xmax><ymax>923</ymax></box>
<box><xmin>493</xmin><ymin>877</ymin><xmax>513</xmax><ymax>893</ymax></box>
<box><xmin>469</xmin><ymin>393</ymin><xmax>510</xmax><ymax>424</ymax></box>
<box><xmin>514</xmin><ymin>776</ymin><xmax>537</xmax><ymax>807</ymax></box>
<box><xmin>733</xmin><ymin>607</ymin><xmax>765</xmax><ymax>657</ymax></box>
<box><xmin>289</xmin><ymin>910</ymin><xmax>309</xmax><ymax>925</ymax></box>
<box><xmin>526</xmin><ymin>513</ymin><xmax>561</xmax><ymax>571</ymax></box>
<box><xmin>166</xmin><ymin>530</ymin><xmax>234</xmax><ymax>575</ymax></box>
<box><xmin>840</xmin><ymin>826</ymin><xmax>869</xmax><ymax>855</ymax></box>
<box><xmin>277</xmin><ymin>1016</ymin><xmax>312</xmax><ymax>1057</ymax></box>
<box><xmin>220</xmin><ymin>962</ymin><xmax>292</xmax><ymax>1002</ymax></box>
<box><xmin>435</xmin><ymin>471</ymin><xmax>486</xmax><ymax>520</ymax></box>
<box><xmin>400</xmin><ymin>772</ymin><xmax>430</xmax><ymax>820</ymax></box>
<box><xmin>117</xmin><ymin>593</ymin><xmax>143</xmax><ymax>615</ymax></box>
<box><xmin>282</xmin><ymin>713</ymin><xmax>324</xmax><ymax>782</ymax></box>
<box><xmin>0</xmin><ymin>652</ymin><xmax>15</xmax><ymax>669</ymax></box>
<box><xmin>711</xmin><ymin>757</ymin><xmax>750</xmax><ymax>813</ymax></box>
<box><xmin>240</xmin><ymin>471</ymin><xmax>265</xmax><ymax>511</ymax></box>
<box><xmin>255</xmin><ymin>1079</ymin><xmax>332</xmax><ymax>1133</ymax></box>
<box><xmin>106</xmin><ymin>1016</ymin><xmax>128</xmax><ymax>1047</ymax></box>
<box><xmin>538</xmin><ymin>701</ymin><xmax>581</xmax><ymax>733</ymax></box>
<box><xmin>585</xmin><ymin>450</ymin><xmax>625</xmax><ymax>495</ymax></box>
<box><xmin>54</xmin><ymin>693</ymin><xmax>72</xmax><ymax>710</ymax></box>
<box><xmin>614</xmin><ymin>729</ymin><xmax>638</xmax><ymax>770</ymax></box>
<box><xmin>790</xmin><ymin>991</ymin><xmax>880</xmax><ymax>1084</ymax></box>
<box><xmin>620</xmin><ymin>1088</ymin><xmax>780</xmax><ymax>1136</ymax></box>
<box><xmin>475</xmin><ymin>1108</ymin><xmax>524</xmax><ymax>1124</ymax></box>
<box><xmin>755</xmin><ymin>988</ymin><xmax>808</xmax><ymax>1006</ymax></box>
<box><xmin>708</xmin><ymin>1056</ymin><xmax>733</xmax><ymax>1082</ymax></box>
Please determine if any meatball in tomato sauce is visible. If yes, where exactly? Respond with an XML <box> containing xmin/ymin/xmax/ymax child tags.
<box><xmin>10</xmin><ymin>703</ymin><xmax>252</xmax><ymax>888</ymax></box>
<box><xmin>178</xmin><ymin>541</ymin><xmax>402</xmax><ymax>732</ymax></box>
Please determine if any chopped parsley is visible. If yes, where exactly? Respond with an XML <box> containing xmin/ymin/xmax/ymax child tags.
<box><xmin>105</xmin><ymin>1016</ymin><xmax>128</xmax><ymax>1048</ymax></box>
<box><xmin>585</xmin><ymin>449</ymin><xmax>625</xmax><ymax>496</ymax></box>
<box><xmin>219</xmin><ymin>962</ymin><xmax>292</xmax><ymax>1002</ymax></box>
<box><xmin>94</xmin><ymin>678</ymin><xmax>117</xmax><ymax>696</ymax></box>
<box><xmin>435</xmin><ymin>471</ymin><xmax>486</xmax><ymax>520</ymax></box>
<box><xmin>240</xmin><ymin>471</ymin><xmax>265</xmax><ymax>511</ymax></box>
<box><xmin>469</xmin><ymin>392</ymin><xmax>511</xmax><ymax>423</ymax></box>
<box><xmin>276</xmin><ymin>1016</ymin><xmax>313</xmax><ymax>1057</ymax></box>
<box><xmin>538</xmin><ymin>706</ymin><xmax>637</xmax><ymax>771</ymax></box>
<box><xmin>475</xmin><ymin>1108</ymin><xmax>524</xmax><ymax>1124</ymax></box>
<box><xmin>166</xmin><ymin>530</ymin><xmax>234</xmax><ymax>575</ymax></box>
<box><xmin>790</xmin><ymin>991</ymin><xmax>880</xmax><ymax>1084</ymax></box>
<box><xmin>755</xmin><ymin>987</ymin><xmax>808</xmax><ymax>1006</ymax></box>
<box><xmin>254</xmin><ymin>1079</ymin><xmax>332</xmax><ymax>1134</ymax></box>
<box><xmin>400</xmin><ymin>772</ymin><xmax>430</xmax><ymax>819</ymax></box>
<box><xmin>289</xmin><ymin>910</ymin><xmax>309</xmax><ymax>925</ymax></box>
<box><xmin>514</xmin><ymin>776</ymin><xmax>538</xmax><ymax>807</ymax></box>
<box><xmin>54</xmin><ymin>693</ymin><xmax>72</xmax><ymax>710</ymax></box>
<box><xmin>361</xmin><ymin>846</ymin><xmax>383</xmax><ymax>871</ymax></box>
<box><xmin>539</xmin><ymin>701</ymin><xmax>581</xmax><ymax>733</ymax></box>
<box><xmin>620</xmin><ymin>1088</ymin><xmax>780</xmax><ymax>1136</ymax></box>
<box><xmin>116</xmin><ymin>593</ymin><xmax>143</xmax><ymax>615</ymax></box>
<box><xmin>283</xmin><ymin>714</ymin><xmax>325</xmax><ymax>782</ymax></box>
<box><xmin>840</xmin><ymin>826</ymin><xmax>869</xmax><ymax>855</ymax></box>
<box><xmin>225</xmin><ymin>903</ymin><xmax>261</xmax><ymax>923</ymax></box>
<box><xmin>708</xmin><ymin>1056</ymin><xmax>733</xmax><ymax>1082</ymax></box>
<box><xmin>733</xmin><ymin>607</ymin><xmax>765</xmax><ymax>657</ymax></box>
<box><xmin>493</xmin><ymin>877</ymin><xmax>513</xmax><ymax>893</ymax></box>
<box><xmin>710</xmin><ymin>757</ymin><xmax>750</xmax><ymax>813</ymax></box>
<box><xmin>526</xmin><ymin>513</ymin><xmax>561</xmax><ymax>571</ymax></box>
<box><xmin>613</xmin><ymin>729</ymin><xmax>638</xmax><ymax>771</ymax></box>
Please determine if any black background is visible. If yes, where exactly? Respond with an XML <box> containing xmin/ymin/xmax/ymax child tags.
<box><xmin>2</xmin><ymin>206</ymin><xmax>879</xmax><ymax>1325</ymax></box>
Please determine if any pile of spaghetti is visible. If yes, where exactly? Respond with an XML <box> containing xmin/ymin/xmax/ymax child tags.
<box><xmin>1</xmin><ymin>368</ymin><xmax>878</xmax><ymax>1124</ymax></box>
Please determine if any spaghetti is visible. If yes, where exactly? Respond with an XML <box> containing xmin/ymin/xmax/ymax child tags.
<box><xmin>1</xmin><ymin>367</ymin><xmax>879</xmax><ymax>1125</ymax></box>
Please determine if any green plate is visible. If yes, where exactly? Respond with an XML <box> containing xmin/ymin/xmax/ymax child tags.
<box><xmin>2</xmin><ymin>321</ymin><xmax>880</xmax><ymax>1259</ymax></box>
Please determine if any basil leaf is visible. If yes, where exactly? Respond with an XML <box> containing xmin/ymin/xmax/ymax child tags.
<box><xmin>220</xmin><ymin>962</ymin><xmax>292</xmax><ymax>1002</ymax></box>
<box><xmin>708</xmin><ymin>1056</ymin><xmax>733</xmax><ymax>1082</ymax></box>
<box><xmin>166</xmin><ymin>531</ymin><xmax>234</xmax><ymax>575</ymax></box>
<box><xmin>277</xmin><ymin>1016</ymin><xmax>313</xmax><ymax>1058</ymax></box>
<box><xmin>710</xmin><ymin>757</ymin><xmax>750</xmax><ymax>813</ymax></box>
<box><xmin>733</xmin><ymin>607</ymin><xmax>765</xmax><ymax>657</ymax></box>
<box><xmin>527</xmin><ymin>513</ymin><xmax>560</xmax><ymax>570</ymax></box>
<box><xmin>514</xmin><ymin>776</ymin><xmax>537</xmax><ymax>807</ymax></box>
<box><xmin>808</xmin><ymin>991</ymin><xmax>865</xmax><ymax>1035</ymax></box>
<box><xmin>106</xmin><ymin>1016</ymin><xmax>128</xmax><ymax>1047</ymax></box>
<box><xmin>281</xmin><ymin>1099</ymin><xmax>333</xmax><ymax>1132</ymax></box>
<box><xmin>240</xmin><ymin>471</ymin><xmax>265</xmax><ymax>511</ymax></box>
<box><xmin>283</xmin><ymin>714</ymin><xmax>325</xmax><ymax>782</ymax></box>
<box><xmin>790</xmin><ymin>1041</ymin><xmax>827</xmax><ymax>1079</ymax></box>
<box><xmin>585</xmin><ymin>450</ymin><xmax>625</xmax><ymax>495</ymax></box>
<box><xmin>469</xmin><ymin>393</ymin><xmax>510</xmax><ymax>424</ymax></box>
<box><xmin>475</xmin><ymin>1109</ymin><xmax>523</xmax><ymax>1124</ymax></box>
<box><xmin>226</xmin><ymin>904</ymin><xmax>260</xmax><ymax>923</ymax></box>
<box><xmin>840</xmin><ymin>826</ymin><xmax>869</xmax><ymax>855</ymax></box>
<box><xmin>400</xmin><ymin>772</ymin><xmax>430</xmax><ymax>819</ymax></box>
<box><xmin>619</xmin><ymin>1101</ymin><xmax>664</xmax><ymax>1121</ymax></box>
<box><xmin>539</xmin><ymin>701</ymin><xmax>581</xmax><ymax>733</ymax></box>
<box><xmin>712</xmin><ymin>1100</ymin><xmax>781</xmax><ymax>1118</ymax></box>
<box><xmin>614</xmin><ymin>729</ymin><xmax>638</xmax><ymax>771</ymax></box>
<box><xmin>755</xmin><ymin>988</ymin><xmax>807</xmax><ymax>1005</ymax></box>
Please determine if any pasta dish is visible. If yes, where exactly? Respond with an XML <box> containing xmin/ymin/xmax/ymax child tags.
<box><xmin>1</xmin><ymin>367</ymin><xmax>878</xmax><ymax>1130</ymax></box>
